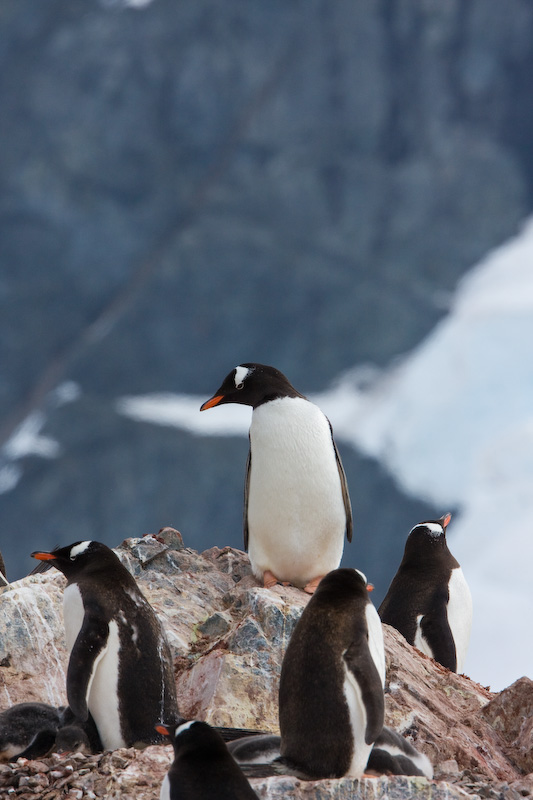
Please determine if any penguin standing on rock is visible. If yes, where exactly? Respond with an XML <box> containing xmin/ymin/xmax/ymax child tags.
<box><xmin>31</xmin><ymin>541</ymin><xmax>180</xmax><ymax>751</ymax></box>
<box><xmin>378</xmin><ymin>513</ymin><xmax>472</xmax><ymax>673</ymax></box>
<box><xmin>157</xmin><ymin>720</ymin><xmax>259</xmax><ymax>800</ymax></box>
<box><xmin>200</xmin><ymin>363</ymin><xmax>353</xmax><ymax>593</ymax></box>
<box><xmin>278</xmin><ymin>568</ymin><xmax>385</xmax><ymax>779</ymax></box>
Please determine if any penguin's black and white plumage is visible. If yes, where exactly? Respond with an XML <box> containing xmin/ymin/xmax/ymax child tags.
<box><xmin>0</xmin><ymin>550</ymin><xmax>8</xmax><ymax>587</ymax></box>
<box><xmin>378</xmin><ymin>513</ymin><xmax>472</xmax><ymax>673</ymax></box>
<box><xmin>157</xmin><ymin>720</ymin><xmax>259</xmax><ymax>800</ymax></box>
<box><xmin>31</xmin><ymin>541</ymin><xmax>180</xmax><ymax>751</ymax></box>
<box><xmin>366</xmin><ymin>726</ymin><xmax>433</xmax><ymax>778</ymax></box>
<box><xmin>200</xmin><ymin>363</ymin><xmax>353</xmax><ymax>593</ymax></box>
<box><xmin>278</xmin><ymin>568</ymin><xmax>385</xmax><ymax>779</ymax></box>
<box><xmin>0</xmin><ymin>702</ymin><xmax>61</xmax><ymax>762</ymax></box>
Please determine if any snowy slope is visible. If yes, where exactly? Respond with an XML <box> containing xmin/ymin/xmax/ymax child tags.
<box><xmin>117</xmin><ymin>218</ymin><xmax>533</xmax><ymax>691</ymax></box>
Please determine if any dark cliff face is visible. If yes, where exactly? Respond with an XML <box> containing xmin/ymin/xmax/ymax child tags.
<box><xmin>1</xmin><ymin>0</ymin><xmax>532</xmax><ymax>583</ymax></box>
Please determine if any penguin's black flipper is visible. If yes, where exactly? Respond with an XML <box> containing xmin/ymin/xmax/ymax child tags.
<box><xmin>330</xmin><ymin>424</ymin><xmax>353</xmax><ymax>543</ymax></box>
<box><xmin>12</xmin><ymin>729</ymin><xmax>57</xmax><ymax>760</ymax></box>
<box><xmin>67</xmin><ymin>615</ymin><xmax>110</xmax><ymax>721</ymax></box>
<box><xmin>419</xmin><ymin>606</ymin><xmax>457</xmax><ymax>672</ymax></box>
<box><xmin>243</xmin><ymin>446</ymin><xmax>251</xmax><ymax>551</ymax></box>
<box><xmin>343</xmin><ymin>636</ymin><xmax>385</xmax><ymax>745</ymax></box>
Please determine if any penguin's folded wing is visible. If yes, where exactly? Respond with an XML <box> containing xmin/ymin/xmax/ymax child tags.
<box><xmin>67</xmin><ymin>614</ymin><xmax>110</xmax><ymax>721</ymax></box>
<box><xmin>330</xmin><ymin>426</ymin><xmax>353</xmax><ymax>543</ymax></box>
<box><xmin>243</xmin><ymin>446</ymin><xmax>251</xmax><ymax>550</ymax></box>
<box><xmin>343</xmin><ymin>636</ymin><xmax>385</xmax><ymax>745</ymax></box>
<box><xmin>419</xmin><ymin>607</ymin><xmax>457</xmax><ymax>672</ymax></box>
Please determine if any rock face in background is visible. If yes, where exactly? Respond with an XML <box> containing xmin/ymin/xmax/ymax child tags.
<box><xmin>1</xmin><ymin>534</ymin><xmax>532</xmax><ymax>799</ymax></box>
<box><xmin>2</xmin><ymin>1</ymin><xmax>533</xmax><ymax>589</ymax></box>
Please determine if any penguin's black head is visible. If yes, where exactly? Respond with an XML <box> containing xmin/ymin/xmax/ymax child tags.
<box><xmin>156</xmin><ymin>720</ymin><xmax>227</xmax><ymax>757</ymax></box>
<box><xmin>404</xmin><ymin>513</ymin><xmax>452</xmax><ymax>556</ymax></box>
<box><xmin>31</xmin><ymin>541</ymin><xmax>122</xmax><ymax>580</ymax></box>
<box><xmin>200</xmin><ymin>363</ymin><xmax>304</xmax><ymax>411</ymax></box>
<box><xmin>313</xmin><ymin>567</ymin><xmax>373</xmax><ymax>605</ymax></box>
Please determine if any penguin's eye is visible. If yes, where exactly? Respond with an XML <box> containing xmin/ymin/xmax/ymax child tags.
<box><xmin>236</xmin><ymin>382</ymin><xmax>244</xmax><ymax>390</ymax></box>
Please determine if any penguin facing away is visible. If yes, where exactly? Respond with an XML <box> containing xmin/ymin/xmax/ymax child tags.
<box><xmin>31</xmin><ymin>541</ymin><xmax>180</xmax><ymax>750</ymax></box>
<box><xmin>200</xmin><ymin>363</ymin><xmax>353</xmax><ymax>593</ymax></box>
<box><xmin>278</xmin><ymin>568</ymin><xmax>385</xmax><ymax>779</ymax></box>
<box><xmin>157</xmin><ymin>720</ymin><xmax>259</xmax><ymax>800</ymax></box>
<box><xmin>378</xmin><ymin>513</ymin><xmax>472</xmax><ymax>673</ymax></box>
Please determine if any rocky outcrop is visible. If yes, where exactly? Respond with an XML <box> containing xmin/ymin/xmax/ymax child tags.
<box><xmin>1</xmin><ymin>533</ymin><xmax>532</xmax><ymax>799</ymax></box>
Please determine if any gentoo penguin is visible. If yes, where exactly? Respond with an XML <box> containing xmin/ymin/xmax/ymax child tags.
<box><xmin>156</xmin><ymin>720</ymin><xmax>259</xmax><ymax>800</ymax></box>
<box><xmin>200</xmin><ymin>363</ymin><xmax>353</xmax><ymax>593</ymax></box>
<box><xmin>0</xmin><ymin>702</ymin><xmax>61</xmax><ymax>761</ymax></box>
<box><xmin>366</xmin><ymin>726</ymin><xmax>433</xmax><ymax>778</ymax></box>
<box><xmin>31</xmin><ymin>541</ymin><xmax>180</xmax><ymax>750</ymax></box>
<box><xmin>378</xmin><ymin>513</ymin><xmax>472</xmax><ymax>673</ymax></box>
<box><xmin>278</xmin><ymin>568</ymin><xmax>385</xmax><ymax>779</ymax></box>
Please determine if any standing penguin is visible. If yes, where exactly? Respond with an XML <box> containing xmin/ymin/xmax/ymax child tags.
<box><xmin>157</xmin><ymin>720</ymin><xmax>259</xmax><ymax>800</ymax></box>
<box><xmin>31</xmin><ymin>541</ymin><xmax>180</xmax><ymax>750</ymax></box>
<box><xmin>278</xmin><ymin>568</ymin><xmax>385</xmax><ymax>779</ymax></box>
<box><xmin>378</xmin><ymin>513</ymin><xmax>472</xmax><ymax>673</ymax></box>
<box><xmin>200</xmin><ymin>363</ymin><xmax>352</xmax><ymax>593</ymax></box>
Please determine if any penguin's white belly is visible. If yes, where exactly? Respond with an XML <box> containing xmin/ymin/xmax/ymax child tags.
<box><xmin>413</xmin><ymin>616</ymin><xmax>435</xmax><ymax>660</ymax></box>
<box><xmin>446</xmin><ymin>567</ymin><xmax>472</xmax><ymax>673</ymax></box>
<box><xmin>366</xmin><ymin>604</ymin><xmax>386</xmax><ymax>686</ymax></box>
<box><xmin>342</xmin><ymin>664</ymin><xmax>373</xmax><ymax>778</ymax></box>
<box><xmin>63</xmin><ymin>584</ymin><xmax>124</xmax><ymax>750</ymax></box>
<box><xmin>159</xmin><ymin>773</ymin><xmax>170</xmax><ymax>800</ymax></box>
<box><xmin>247</xmin><ymin>398</ymin><xmax>347</xmax><ymax>585</ymax></box>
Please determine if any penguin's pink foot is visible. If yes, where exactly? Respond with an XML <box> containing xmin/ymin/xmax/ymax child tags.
<box><xmin>263</xmin><ymin>570</ymin><xmax>281</xmax><ymax>589</ymax></box>
<box><xmin>303</xmin><ymin>575</ymin><xmax>325</xmax><ymax>594</ymax></box>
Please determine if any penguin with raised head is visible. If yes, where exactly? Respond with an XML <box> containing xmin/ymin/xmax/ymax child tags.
<box><xmin>278</xmin><ymin>568</ymin><xmax>385</xmax><ymax>779</ymax></box>
<box><xmin>31</xmin><ymin>541</ymin><xmax>180</xmax><ymax>750</ymax></box>
<box><xmin>378</xmin><ymin>513</ymin><xmax>472</xmax><ymax>673</ymax></box>
<box><xmin>200</xmin><ymin>363</ymin><xmax>353</xmax><ymax>593</ymax></box>
<box><xmin>157</xmin><ymin>720</ymin><xmax>259</xmax><ymax>800</ymax></box>
<box><xmin>366</xmin><ymin>726</ymin><xmax>433</xmax><ymax>778</ymax></box>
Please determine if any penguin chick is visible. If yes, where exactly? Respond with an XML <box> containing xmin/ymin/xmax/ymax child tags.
<box><xmin>31</xmin><ymin>541</ymin><xmax>180</xmax><ymax>750</ymax></box>
<box><xmin>278</xmin><ymin>568</ymin><xmax>385</xmax><ymax>779</ymax></box>
<box><xmin>157</xmin><ymin>720</ymin><xmax>259</xmax><ymax>800</ymax></box>
<box><xmin>378</xmin><ymin>513</ymin><xmax>472</xmax><ymax>672</ymax></box>
<box><xmin>200</xmin><ymin>363</ymin><xmax>352</xmax><ymax>593</ymax></box>
<box><xmin>228</xmin><ymin>733</ymin><xmax>281</xmax><ymax>765</ymax></box>
<box><xmin>366</xmin><ymin>726</ymin><xmax>433</xmax><ymax>778</ymax></box>
<box><xmin>0</xmin><ymin>702</ymin><xmax>61</xmax><ymax>761</ymax></box>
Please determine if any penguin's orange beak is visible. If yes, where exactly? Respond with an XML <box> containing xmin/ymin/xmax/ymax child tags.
<box><xmin>366</xmin><ymin>583</ymin><xmax>374</xmax><ymax>593</ymax></box>
<box><xmin>200</xmin><ymin>395</ymin><xmax>224</xmax><ymax>411</ymax></box>
<box><xmin>155</xmin><ymin>724</ymin><xmax>170</xmax><ymax>737</ymax></box>
<box><xmin>31</xmin><ymin>552</ymin><xmax>56</xmax><ymax>561</ymax></box>
<box><xmin>440</xmin><ymin>512</ymin><xmax>452</xmax><ymax>529</ymax></box>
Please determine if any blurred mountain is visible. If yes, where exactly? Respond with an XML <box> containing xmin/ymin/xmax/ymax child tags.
<box><xmin>1</xmin><ymin>0</ymin><xmax>533</xmax><ymax>589</ymax></box>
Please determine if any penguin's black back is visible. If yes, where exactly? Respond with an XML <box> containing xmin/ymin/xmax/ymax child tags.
<box><xmin>279</xmin><ymin>569</ymin><xmax>380</xmax><ymax>779</ymax></box>
<box><xmin>165</xmin><ymin>721</ymin><xmax>259</xmax><ymax>800</ymax></box>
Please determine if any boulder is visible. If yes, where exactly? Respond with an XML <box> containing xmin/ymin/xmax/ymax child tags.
<box><xmin>1</xmin><ymin>531</ymin><xmax>532</xmax><ymax>799</ymax></box>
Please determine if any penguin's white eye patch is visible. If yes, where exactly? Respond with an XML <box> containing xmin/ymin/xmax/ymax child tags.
<box><xmin>69</xmin><ymin>541</ymin><xmax>92</xmax><ymax>560</ymax></box>
<box><xmin>176</xmin><ymin>720</ymin><xmax>196</xmax><ymax>737</ymax></box>
<box><xmin>354</xmin><ymin>568</ymin><xmax>368</xmax><ymax>585</ymax></box>
<box><xmin>234</xmin><ymin>366</ymin><xmax>250</xmax><ymax>389</ymax></box>
<box><xmin>411</xmin><ymin>523</ymin><xmax>443</xmax><ymax>538</ymax></box>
